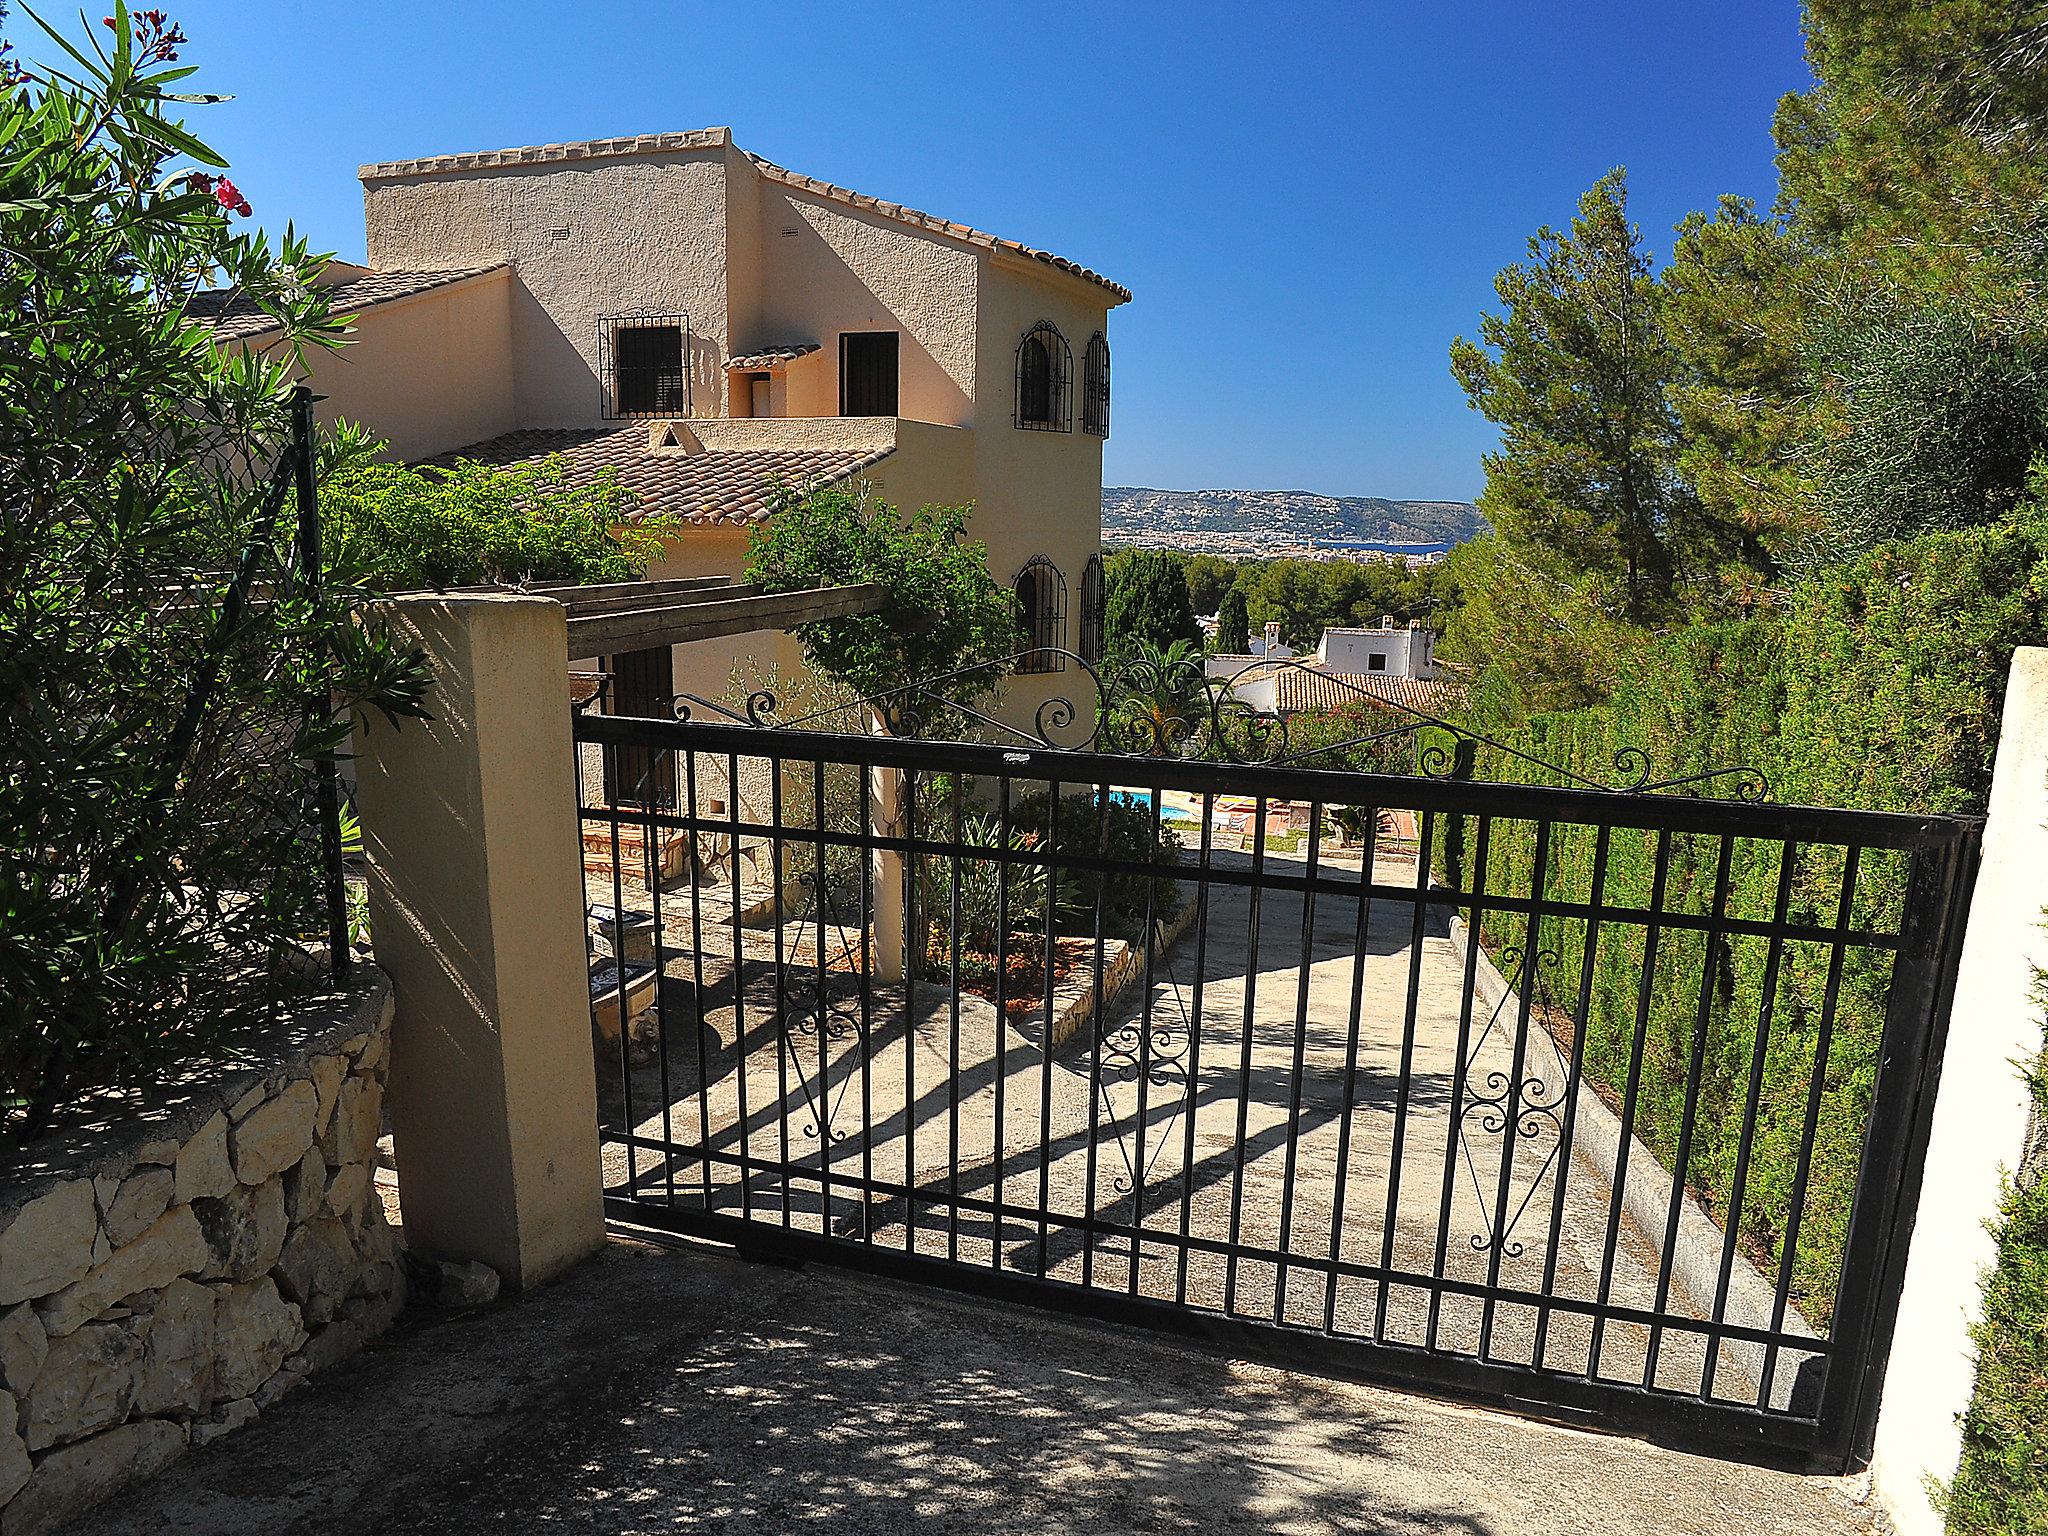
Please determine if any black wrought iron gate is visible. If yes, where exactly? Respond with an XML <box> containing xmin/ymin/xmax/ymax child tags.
<box><xmin>573</xmin><ymin>696</ymin><xmax>1975</xmax><ymax>1473</ymax></box>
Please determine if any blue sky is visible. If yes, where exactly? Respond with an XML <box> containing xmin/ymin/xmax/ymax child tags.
<box><xmin>55</xmin><ymin>1</ymin><xmax>1810</xmax><ymax>502</ymax></box>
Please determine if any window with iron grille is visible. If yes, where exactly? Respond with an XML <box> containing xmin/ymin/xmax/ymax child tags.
<box><xmin>1013</xmin><ymin>555</ymin><xmax>1066</xmax><ymax>672</ymax></box>
<box><xmin>600</xmin><ymin>313</ymin><xmax>691</xmax><ymax>419</ymax></box>
<box><xmin>1079</xmin><ymin>553</ymin><xmax>1106</xmax><ymax>663</ymax></box>
<box><xmin>1082</xmin><ymin>332</ymin><xmax>1110</xmax><ymax>437</ymax></box>
<box><xmin>1014</xmin><ymin>322</ymin><xmax>1072</xmax><ymax>431</ymax></box>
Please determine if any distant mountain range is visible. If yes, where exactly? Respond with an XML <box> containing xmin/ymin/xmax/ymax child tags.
<box><xmin>1102</xmin><ymin>486</ymin><xmax>1485</xmax><ymax>554</ymax></box>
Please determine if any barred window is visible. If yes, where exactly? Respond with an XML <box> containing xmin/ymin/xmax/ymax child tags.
<box><xmin>1082</xmin><ymin>332</ymin><xmax>1110</xmax><ymax>437</ymax></box>
<box><xmin>1014</xmin><ymin>555</ymin><xmax>1067</xmax><ymax>673</ymax></box>
<box><xmin>1014</xmin><ymin>322</ymin><xmax>1072</xmax><ymax>432</ymax></box>
<box><xmin>601</xmin><ymin>314</ymin><xmax>690</xmax><ymax>419</ymax></box>
<box><xmin>1079</xmin><ymin>553</ymin><xmax>1106</xmax><ymax>664</ymax></box>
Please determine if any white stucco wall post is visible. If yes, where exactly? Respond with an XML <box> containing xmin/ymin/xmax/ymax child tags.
<box><xmin>351</xmin><ymin>593</ymin><xmax>606</xmax><ymax>1291</ymax></box>
<box><xmin>1870</xmin><ymin>646</ymin><xmax>2048</xmax><ymax>1534</ymax></box>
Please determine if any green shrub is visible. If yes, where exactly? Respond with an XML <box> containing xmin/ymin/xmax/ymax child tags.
<box><xmin>1008</xmin><ymin>787</ymin><xmax>1185</xmax><ymax>939</ymax></box>
<box><xmin>1466</xmin><ymin>515</ymin><xmax>2048</xmax><ymax>1323</ymax></box>
<box><xmin>1941</xmin><ymin>1025</ymin><xmax>2048</xmax><ymax>1535</ymax></box>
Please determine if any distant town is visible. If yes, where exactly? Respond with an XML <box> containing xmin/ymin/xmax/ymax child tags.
<box><xmin>1102</xmin><ymin>484</ymin><xmax>1483</xmax><ymax>564</ymax></box>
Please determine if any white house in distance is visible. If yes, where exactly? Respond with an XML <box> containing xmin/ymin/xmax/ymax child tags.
<box><xmin>1207</xmin><ymin>616</ymin><xmax>1449</xmax><ymax>718</ymax></box>
<box><xmin>196</xmin><ymin>128</ymin><xmax>1130</xmax><ymax>728</ymax></box>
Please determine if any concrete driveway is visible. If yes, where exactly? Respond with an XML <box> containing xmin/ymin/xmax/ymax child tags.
<box><xmin>66</xmin><ymin>1234</ymin><xmax>1880</xmax><ymax>1536</ymax></box>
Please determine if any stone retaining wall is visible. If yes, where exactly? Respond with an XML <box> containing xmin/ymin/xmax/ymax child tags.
<box><xmin>0</xmin><ymin>969</ymin><xmax>405</xmax><ymax>1534</ymax></box>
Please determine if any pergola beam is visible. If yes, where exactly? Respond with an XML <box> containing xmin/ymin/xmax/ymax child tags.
<box><xmin>564</xmin><ymin>581</ymin><xmax>886</xmax><ymax>653</ymax></box>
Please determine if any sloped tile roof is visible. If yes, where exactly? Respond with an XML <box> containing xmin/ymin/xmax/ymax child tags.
<box><xmin>420</xmin><ymin>426</ymin><xmax>891</xmax><ymax>526</ymax></box>
<box><xmin>189</xmin><ymin>265</ymin><xmax>507</xmax><ymax>341</ymax></box>
<box><xmin>725</xmin><ymin>344</ymin><xmax>820</xmax><ymax>370</ymax></box>
<box><xmin>1239</xmin><ymin>666</ymin><xmax>1459</xmax><ymax>718</ymax></box>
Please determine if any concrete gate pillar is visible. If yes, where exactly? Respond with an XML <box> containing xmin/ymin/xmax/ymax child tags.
<box><xmin>352</xmin><ymin>593</ymin><xmax>605</xmax><ymax>1291</ymax></box>
<box><xmin>867</xmin><ymin>708</ymin><xmax>909</xmax><ymax>984</ymax></box>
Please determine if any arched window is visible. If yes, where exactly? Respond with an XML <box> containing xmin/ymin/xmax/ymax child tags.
<box><xmin>1014</xmin><ymin>322</ymin><xmax>1072</xmax><ymax>432</ymax></box>
<box><xmin>1082</xmin><ymin>332</ymin><xmax>1110</xmax><ymax>437</ymax></box>
<box><xmin>1079</xmin><ymin>553</ymin><xmax>1106</xmax><ymax>664</ymax></box>
<box><xmin>1013</xmin><ymin>555</ymin><xmax>1067</xmax><ymax>673</ymax></box>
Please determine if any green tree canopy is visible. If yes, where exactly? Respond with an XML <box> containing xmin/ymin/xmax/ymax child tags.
<box><xmin>1102</xmin><ymin>547</ymin><xmax>1201</xmax><ymax>660</ymax></box>
<box><xmin>745</xmin><ymin>487</ymin><xmax>1016</xmax><ymax>705</ymax></box>
<box><xmin>1451</xmin><ymin>169</ymin><xmax>1696</xmax><ymax>626</ymax></box>
<box><xmin>1214</xmin><ymin>586</ymin><xmax>1251</xmax><ymax>653</ymax></box>
<box><xmin>323</xmin><ymin>446</ymin><xmax>666</xmax><ymax>591</ymax></box>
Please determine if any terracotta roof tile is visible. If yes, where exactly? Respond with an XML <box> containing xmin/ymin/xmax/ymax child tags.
<box><xmin>1243</xmin><ymin>667</ymin><xmax>1459</xmax><ymax>718</ymax></box>
<box><xmin>420</xmin><ymin>426</ymin><xmax>891</xmax><ymax>526</ymax></box>
<box><xmin>189</xmin><ymin>265</ymin><xmax>507</xmax><ymax>341</ymax></box>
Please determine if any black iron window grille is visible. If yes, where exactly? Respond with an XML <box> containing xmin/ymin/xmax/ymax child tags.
<box><xmin>601</xmin><ymin>313</ymin><xmax>691</xmax><ymax>419</ymax></box>
<box><xmin>1014</xmin><ymin>554</ymin><xmax>1067</xmax><ymax>673</ymax></box>
<box><xmin>1014</xmin><ymin>321</ymin><xmax>1072</xmax><ymax>431</ymax></box>
<box><xmin>1083</xmin><ymin>331</ymin><xmax>1110</xmax><ymax>437</ymax></box>
<box><xmin>1079</xmin><ymin>552</ymin><xmax>1106</xmax><ymax>664</ymax></box>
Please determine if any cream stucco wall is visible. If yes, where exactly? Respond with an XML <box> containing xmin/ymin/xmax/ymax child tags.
<box><xmin>968</xmin><ymin>255</ymin><xmax>1112</xmax><ymax>733</ymax></box>
<box><xmin>364</xmin><ymin>145</ymin><xmax>731</xmax><ymax>428</ymax></box>
<box><xmin>276</xmin><ymin>271</ymin><xmax>517</xmax><ymax>461</ymax></box>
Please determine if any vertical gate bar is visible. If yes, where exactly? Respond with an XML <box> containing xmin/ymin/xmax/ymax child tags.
<box><xmin>1427</xmin><ymin>814</ymin><xmax>1492</xmax><ymax>1353</ymax></box>
<box><xmin>947</xmin><ymin>773</ymin><xmax>965</xmax><ymax>1261</ymax></box>
<box><xmin>1175</xmin><ymin>790</ymin><xmax>1216</xmax><ymax>1308</ymax></box>
<box><xmin>1479</xmin><ymin>815</ymin><xmax>1551</xmax><ymax>1361</ymax></box>
<box><xmin>1036</xmin><ymin>777</ymin><xmax>1063</xmax><ymax>1277</ymax></box>
<box><xmin>1761</xmin><ymin>845</ymin><xmax>1869</xmax><ymax>1410</ymax></box>
<box><xmin>1224</xmin><ymin>796</ymin><xmax>1270</xmax><ymax>1316</ymax></box>
<box><xmin>1643</xmin><ymin>831</ymin><xmax>1737</xmax><ymax>1386</ymax></box>
<box><xmin>1758</xmin><ymin>845</ymin><xmax>1861</xmax><ymax>1411</ymax></box>
<box><xmin>1127</xmin><ymin>785</ymin><xmax>1165</xmax><ymax>1297</ymax></box>
<box><xmin>1375</xmin><ymin>809</ymin><xmax>1438</xmax><ymax>1344</ymax></box>
<box><xmin>606</xmin><ymin>776</ymin><xmax>634</xmax><ymax>1194</ymax></box>
<box><xmin>1587</xmin><ymin>828</ymin><xmax>1674</xmax><ymax>1379</ymax></box>
<box><xmin>769</xmin><ymin>758</ymin><xmax>794</xmax><ymax>1229</ymax></box>
<box><xmin>1700</xmin><ymin>835</ymin><xmax>1798</xmax><ymax>1400</ymax></box>
<box><xmin>1532</xmin><ymin>822</ymin><xmax>1612</xmax><ymax>1367</ymax></box>
<box><xmin>1826</xmin><ymin>834</ymin><xmax>1974</xmax><ymax>1468</ymax></box>
<box><xmin>1325</xmin><ymin>804</ymin><xmax>1379</xmax><ymax>1336</ymax></box>
<box><xmin>991</xmin><ymin>775</ymin><xmax>1013</xmax><ymax>1272</ymax></box>
<box><xmin>814</xmin><ymin>756</ymin><xmax>833</xmax><ymax>1237</ymax></box>
<box><xmin>683</xmin><ymin>749</ymin><xmax>714</xmax><ymax>1208</ymax></box>
<box><xmin>648</xmin><ymin>746</ymin><xmax>677</xmax><ymax>1208</ymax></box>
<box><xmin>1274</xmin><ymin>800</ymin><xmax>1324</xmax><ymax>1324</ymax></box>
<box><xmin>726</xmin><ymin>753</ymin><xmax>753</xmax><ymax>1220</ymax></box>
<box><xmin>858</xmin><ymin>762</ymin><xmax>876</xmax><ymax>1245</ymax></box>
<box><xmin>1082</xmin><ymin>781</ymin><xmax>1112</xmax><ymax>1289</ymax></box>
<box><xmin>903</xmin><ymin>766</ymin><xmax>921</xmax><ymax>1254</ymax></box>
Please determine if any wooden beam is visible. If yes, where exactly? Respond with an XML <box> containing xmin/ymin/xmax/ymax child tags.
<box><xmin>525</xmin><ymin>576</ymin><xmax>732</xmax><ymax>605</ymax></box>
<box><xmin>566</xmin><ymin>582</ymin><xmax>887</xmax><ymax>653</ymax></box>
<box><xmin>553</xmin><ymin>582</ymin><xmax>761</xmax><ymax>618</ymax></box>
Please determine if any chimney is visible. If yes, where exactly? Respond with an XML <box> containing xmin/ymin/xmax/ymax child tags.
<box><xmin>1379</xmin><ymin>614</ymin><xmax>1395</xmax><ymax>631</ymax></box>
<box><xmin>1262</xmin><ymin>620</ymin><xmax>1280</xmax><ymax>653</ymax></box>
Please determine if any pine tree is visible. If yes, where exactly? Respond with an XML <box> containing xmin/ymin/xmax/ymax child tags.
<box><xmin>1450</xmin><ymin>169</ymin><xmax>1693</xmax><ymax>625</ymax></box>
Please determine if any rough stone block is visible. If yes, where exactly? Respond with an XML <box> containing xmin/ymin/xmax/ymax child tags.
<box><xmin>98</xmin><ymin>1167</ymin><xmax>175</xmax><ymax>1250</ymax></box>
<box><xmin>282</xmin><ymin>1147</ymin><xmax>327</xmax><ymax>1228</ymax></box>
<box><xmin>188</xmin><ymin>1394</ymin><xmax>257</xmax><ymax>1447</ymax></box>
<box><xmin>3</xmin><ymin>1417</ymin><xmax>183</xmax><ymax>1534</ymax></box>
<box><xmin>23</xmin><ymin>1318</ymin><xmax>141</xmax><ymax>1451</ymax></box>
<box><xmin>252</xmin><ymin>1358</ymin><xmax>307</xmax><ymax>1411</ymax></box>
<box><xmin>0</xmin><ymin>1182</ymin><xmax>101</xmax><ymax>1306</ymax></box>
<box><xmin>0</xmin><ymin>1393</ymin><xmax>28</xmax><ymax>1505</ymax></box>
<box><xmin>229</xmin><ymin>1080</ymin><xmax>319</xmax><ymax>1185</ymax></box>
<box><xmin>317</xmin><ymin>1076</ymin><xmax>381</xmax><ymax>1168</ymax></box>
<box><xmin>422</xmin><ymin>1258</ymin><xmax>499</xmax><ymax>1309</ymax></box>
<box><xmin>353</xmin><ymin>1029</ymin><xmax>389</xmax><ymax>1076</ymax></box>
<box><xmin>173</xmin><ymin>1113</ymin><xmax>234</xmax><ymax>1205</ymax></box>
<box><xmin>132</xmin><ymin>1137</ymin><xmax>179</xmax><ymax>1167</ymax></box>
<box><xmin>322</xmin><ymin>1162</ymin><xmax>372</xmax><ymax>1227</ymax></box>
<box><xmin>0</xmin><ymin>1304</ymin><xmax>47</xmax><ymax>1398</ymax></box>
<box><xmin>273</xmin><ymin>1219</ymin><xmax>356</xmax><ymax>1326</ymax></box>
<box><xmin>209</xmin><ymin>1278</ymin><xmax>302</xmax><ymax>1401</ymax></box>
<box><xmin>131</xmin><ymin>1278</ymin><xmax>215</xmax><ymax>1418</ymax></box>
<box><xmin>192</xmin><ymin>1178</ymin><xmax>287</xmax><ymax>1284</ymax></box>
<box><xmin>309</xmin><ymin>1054</ymin><xmax>346</xmax><ymax>1137</ymax></box>
<box><xmin>291</xmin><ymin>1317</ymin><xmax>364</xmax><ymax>1375</ymax></box>
<box><xmin>33</xmin><ymin>1205</ymin><xmax>207</xmax><ymax>1340</ymax></box>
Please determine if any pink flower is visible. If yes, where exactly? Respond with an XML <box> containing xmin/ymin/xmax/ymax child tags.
<box><xmin>213</xmin><ymin>176</ymin><xmax>250</xmax><ymax>216</ymax></box>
